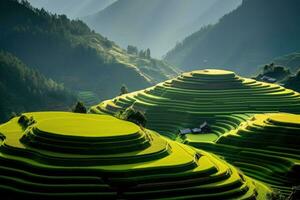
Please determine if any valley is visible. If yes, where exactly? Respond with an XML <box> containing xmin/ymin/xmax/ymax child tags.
<box><xmin>1</xmin><ymin>0</ymin><xmax>300</xmax><ymax>199</ymax></box>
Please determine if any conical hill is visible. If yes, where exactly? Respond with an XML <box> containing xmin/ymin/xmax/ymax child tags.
<box><xmin>0</xmin><ymin>112</ymin><xmax>271</xmax><ymax>199</ymax></box>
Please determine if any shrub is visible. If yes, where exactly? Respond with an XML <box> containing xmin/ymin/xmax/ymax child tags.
<box><xmin>127</xmin><ymin>45</ymin><xmax>138</xmax><ymax>55</ymax></box>
<box><xmin>72</xmin><ymin>101</ymin><xmax>87</xmax><ymax>113</ymax></box>
<box><xmin>120</xmin><ymin>85</ymin><xmax>128</xmax><ymax>96</ymax></box>
<box><xmin>127</xmin><ymin>110</ymin><xmax>147</xmax><ymax>127</ymax></box>
<box><xmin>18</xmin><ymin>115</ymin><xmax>36</xmax><ymax>128</ymax></box>
<box><xmin>116</xmin><ymin>106</ymin><xmax>147</xmax><ymax>127</ymax></box>
<box><xmin>266</xmin><ymin>190</ymin><xmax>285</xmax><ymax>200</ymax></box>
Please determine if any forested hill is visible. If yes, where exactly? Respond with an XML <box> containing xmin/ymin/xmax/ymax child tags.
<box><xmin>0</xmin><ymin>51</ymin><xmax>75</xmax><ymax>123</ymax></box>
<box><xmin>165</xmin><ymin>0</ymin><xmax>300</xmax><ymax>75</ymax></box>
<box><xmin>84</xmin><ymin>0</ymin><xmax>242</xmax><ymax>58</ymax></box>
<box><xmin>0</xmin><ymin>0</ymin><xmax>178</xmax><ymax>99</ymax></box>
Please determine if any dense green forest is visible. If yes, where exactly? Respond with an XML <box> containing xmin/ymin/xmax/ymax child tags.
<box><xmin>0</xmin><ymin>0</ymin><xmax>178</xmax><ymax>100</ymax></box>
<box><xmin>165</xmin><ymin>0</ymin><xmax>300</xmax><ymax>75</ymax></box>
<box><xmin>0</xmin><ymin>51</ymin><xmax>75</xmax><ymax>122</ymax></box>
<box><xmin>84</xmin><ymin>0</ymin><xmax>241</xmax><ymax>58</ymax></box>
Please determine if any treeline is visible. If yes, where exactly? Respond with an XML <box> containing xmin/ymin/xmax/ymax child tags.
<box><xmin>127</xmin><ymin>45</ymin><xmax>151</xmax><ymax>59</ymax></box>
<box><xmin>2</xmin><ymin>0</ymin><xmax>92</xmax><ymax>36</ymax></box>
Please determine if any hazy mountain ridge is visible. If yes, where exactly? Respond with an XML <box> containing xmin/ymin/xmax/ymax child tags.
<box><xmin>0</xmin><ymin>0</ymin><xmax>178</xmax><ymax>100</ymax></box>
<box><xmin>84</xmin><ymin>0</ymin><xmax>242</xmax><ymax>58</ymax></box>
<box><xmin>165</xmin><ymin>0</ymin><xmax>300</xmax><ymax>75</ymax></box>
<box><xmin>27</xmin><ymin>0</ymin><xmax>116</xmax><ymax>18</ymax></box>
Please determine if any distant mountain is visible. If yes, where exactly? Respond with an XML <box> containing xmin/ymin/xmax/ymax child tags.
<box><xmin>27</xmin><ymin>0</ymin><xmax>116</xmax><ymax>18</ymax></box>
<box><xmin>0</xmin><ymin>51</ymin><xmax>75</xmax><ymax>122</ymax></box>
<box><xmin>165</xmin><ymin>0</ymin><xmax>300</xmax><ymax>75</ymax></box>
<box><xmin>84</xmin><ymin>0</ymin><xmax>242</xmax><ymax>58</ymax></box>
<box><xmin>0</xmin><ymin>0</ymin><xmax>178</xmax><ymax>100</ymax></box>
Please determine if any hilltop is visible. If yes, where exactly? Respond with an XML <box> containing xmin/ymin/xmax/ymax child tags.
<box><xmin>91</xmin><ymin>69</ymin><xmax>300</xmax><ymax>142</ymax></box>
<box><xmin>0</xmin><ymin>51</ymin><xmax>75</xmax><ymax>122</ymax></box>
<box><xmin>92</xmin><ymin>69</ymin><xmax>300</xmax><ymax>196</ymax></box>
<box><xmin>165</xmin><ymin>0</ymin><xmax>300</xmax><ymax>75</ymax></box>
<box><xmin>0</xmin><ymin>0</ymin><xmax>178</xmax><ymax>100</ymax></box>
<box><xmin>0</xmin><ymin>111</ymin><xmax>271</xmax><ymax>198</ymax></box>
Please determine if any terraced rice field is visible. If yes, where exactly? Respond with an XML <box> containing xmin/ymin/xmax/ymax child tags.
<box><xmin>191</xmin><ymin>113</ymin><xmax>300</xmax><ymax>196</ymax></box>
<box><xmin>0</xmin><ymin>112</ymin><xmax>271</xmax><ymax>199</ymax></box>
<box><xmin>91</xmin><ymin>69</ymin><xmax>300</xmax><ymax>142</ymax></box>
<box><xmin>91</xmin><ymin>69</ymin><xmax>300</xmax><ymax>196</ymax></box>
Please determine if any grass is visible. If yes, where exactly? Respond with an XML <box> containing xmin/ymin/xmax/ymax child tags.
<box><xmin>0</xmin><ymin>111</ymin><xmax>271</xmax><ymax>198</ymax></box>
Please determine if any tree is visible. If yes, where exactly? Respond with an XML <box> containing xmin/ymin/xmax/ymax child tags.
<box><xmin>139</xmin><ymin>50</ymin><xmax>146</xmax><ymax>58</ymax></box>
<box><xmin>120</xmin><ymin>85</ymin><xmax>128</xmax><ymax>95</ymax></box>
<box><xmin>72</xmin><ymin>101</ymin><xmax>87</xmax><ymax>113</ymax></box>
<box><xmin>127</xmin><ymin>45</ymin><xmax>138</xmax><ymax>55</ymax></box>
<box><xmin>146</xmin><ymin>48</ymin><xmax>151</xmax><ymax>58</ymax></box>
<box><xmin>18</xmin><ymin>115</ymin><xmax>36</xmax><ymax>128</ymax></box>
<box><xmin>103</xmin><ymin>37</ymin><xmax>112</xmax><ymax>48</ymax></box>
<box><xmin>263</xmin><ymin>63</ymin><xmax>274</xmax><ymax>74</ymax></box>
<box><xmin>116</xmin><ymin>106</ymin><xmax>147</xmax><ymax>127</ymax></box>
<box><xmin>127</xmin><ymin>110</ymin><xmax>147</xmax><ymax>127</ymax></box>
<box><xmin>261</xmin><ymin>64</ymin><xmax>290</xmax><ymax>81</ymax></box>
<box><xmin>266</xmin><ymin>190</ymin><xmax>285</xmax><ymax>200</ymax></box>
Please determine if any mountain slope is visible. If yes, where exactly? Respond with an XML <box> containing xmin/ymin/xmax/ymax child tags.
<box><xmin>165</xmin><ymin>0</ymin><xmax>300</xmax><ymax>75</ymax></box>
<box><xmin>27</xmin><ymin>0</ymin><xmax>116</xmax><ymax>18</ymax></box>
<box><xmin>84</xmin><ymin>0</ymin><xmax>242</xmax><ymax>58</ymax></box>
<box><xmin>0</xmin><ymin>0</ymin><xmax>178</xmax><ymax>100</ymax></box>
<box><xmin>0</xmin><ymin>51</ymin><xmax>75</xmax><ymax>122</ymax></box>
<box><xmin>255</xmin><ymin>55</ymin><xmax>300</xmax><ymax>92</ymax></box>
<box><xmin>271</xmin><ymin>52</ymin><xmax>300</xmax><ymax>73</ymax></box>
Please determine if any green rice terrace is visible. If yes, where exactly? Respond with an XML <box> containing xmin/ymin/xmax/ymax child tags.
<box><xmin>194</xmin><ymin>113</ymin><xmax>300</xmax><ymax>196</ymax></box>
<box><xmin>77</xmin><ymin>91</ymin><xmax>101</xmax><ymax>108</ymax></box>
<box><xmin>91</xmin><ymin>69</ymin><xmax>300</xmax><ymax>142</ymax></box>
<box><xmin>91</xmin><ymin>69</ymin><xmax>300</xmax><ymax>197</ymax></box>
<box><xmin>0</xmin><ymin>112</ymin><xmax>271</xmax><ymax>199</ymax></box>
